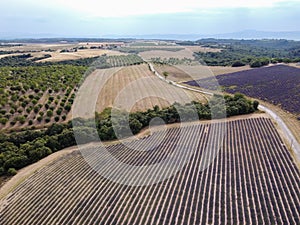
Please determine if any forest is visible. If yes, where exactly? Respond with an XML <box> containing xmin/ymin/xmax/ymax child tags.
<box><xmin>177</xmin><ymin>39</ymin><xmax>300</xmax><ymax>67</ymax></box>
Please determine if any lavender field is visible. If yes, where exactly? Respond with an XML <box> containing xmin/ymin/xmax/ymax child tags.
<box><xmin>185</xmin><ymin>65</ymin><xmax>300</xmax><ymax>114</ymax></box>
<box><xmin>1</xmin><ymin>118</ymin><xmax>300</xmax><ymax>224</ymax></box>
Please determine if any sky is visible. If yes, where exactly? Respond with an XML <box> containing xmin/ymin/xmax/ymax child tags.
<box><xmin>1</xmin><ymin>0</ymin><xmax>300</xmax><ymax>39</ymax></box>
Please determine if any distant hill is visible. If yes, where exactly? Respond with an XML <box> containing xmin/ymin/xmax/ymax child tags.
<box><xmin>102</xmin><ymin>30</ymin><xmax>300</xmax><ymax>41</ymax></box>
<box><xmin>1</xmin><ymin>30</ymin><xmax>300</xmax><ymax>42</ymax></box>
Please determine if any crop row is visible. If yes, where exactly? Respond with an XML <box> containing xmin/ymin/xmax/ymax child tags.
<box><xmin>0</xmin><ymin>65</ymin><xmax>85</xmax><ymax>129</ymax></box>
<box><xmin>0</xmin><ymin>118</ymin><xmax>299</xmax><ymax>224</ymax></box>
<box><xmin>185</xmin><ymin>65</ymin><xmax>300</xmax><ymax>114</ymax></box>
<box><xmin>106</xmin><ymin>55</ymin><xmax>144</xmax><ymax>67</ymax></box>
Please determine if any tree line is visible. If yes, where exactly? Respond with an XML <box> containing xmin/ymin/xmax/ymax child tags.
<box><xmin>0</xmin><ymin>94</ymin><xmax>258</xmax><ymax>176</ymax></box>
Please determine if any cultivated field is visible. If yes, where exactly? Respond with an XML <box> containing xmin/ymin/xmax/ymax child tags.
<box><xmin>0</xmin><ymin>65</ymin><xmax>85</xmax><ymax>130</ymax></box>
<box><xmin>0</xmin><ymin>42</ymin><xmax>126</xmax><ymax>63</ymax></box>
<box><xmin>92</xmin><ymin>64</ymin><xmax>207</xmax><ymax>113</ymax></box>
<box><xmin>140</xmin><ymin>49</ymin><xmax>195</xmax><ymax>60</ymax></box>
<box><xmin>139</xmin><ymin>45</ymin><xmax>222</xmax><ymax>61</ymax></box>
<box><xmin>37</xmin><ymin>49</ymin><xmax>125</xmax><ymax>62</ymax></box>
<box><xmin>0</xmin><ymin>42</ymin><xmax>124</xmax><ymax>52</ymax></box>
<box><xmin>186</xmin><ymin>65</ymin><xmax>300</xmax><ymax>115</ymax></box>
<box><xmin>106</xmin><ymin>54</ymin><xmax>144</xmax><ymax>67</ymax></box>
<box><xmin>1</xmin><ymin>118</ymin><xmax>299</xmax><ymax>224</ymax></box>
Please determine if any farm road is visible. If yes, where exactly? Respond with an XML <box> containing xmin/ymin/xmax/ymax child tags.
<box><xmin>258</xmin><ymin>105</ymin><xmax>300</xmax><ymax>162</ymax></box>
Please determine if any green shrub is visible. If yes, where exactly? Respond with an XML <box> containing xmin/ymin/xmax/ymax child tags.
<box><xmin>7</xmin><ymin>168</ymin><xmax>17</xmax><ymax>176</ymax></box>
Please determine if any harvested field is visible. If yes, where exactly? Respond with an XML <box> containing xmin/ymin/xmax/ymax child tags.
<box><xmin>139</xmin><ymin>45</ymin><xmax>221</xmax><ymax>61</ymax></box>
<box><xmin>153</xmin><ymin>64</ymin><xmax>251</xmax><ymax>83</ymax></box>
<box><xmin>0</xmin><ymin>43</ymin><xmax>77</xmax><ymax>52</ymax></box>
<box><xmin>1</xmin><ymin>118</ymin><xmax>299</xmax><ymax>224</ymax></box>
<box><xmin>140</xmin><ymin>49</ymin><xmax>195</xmax><ymax>60</ymax></box>
<box><xmin>174</xmin><ymin>65</ymin><xmax>251</xmax><ymax>81</ymax></box>
<box><xmin>38</xmin><ymin>49</ymin><xmax>124</xmax><ymax>62</ymax></box>
<box><xmin>154</xmin><ymin>64</ymin><xmax>192</xmax><ymax>82</ymax></box>
<box><xmin>184</xmin><ymin>46</ymin><xmax>222</xmax><ymax>53</ymax></box>
<box><xmin>91</xmin><ymin>64</ymin><xmax>206</xmax><ymax>113</ymax></box>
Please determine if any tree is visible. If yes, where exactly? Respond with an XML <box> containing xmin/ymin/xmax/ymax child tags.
<box><xmin>28</xmin><ymin>146</ymin><xmax>52</xmax><ymax>163</ymax></box>
<box><xmin>46</xmin><ymin>110</ymin><xmax>53</xmax><ymax>117</ymax></box>
<box><xmin>250</xmin><ymin>60</ymin><xmax>262</xmax><ymax>68</ymax></box>
<box><xmin>253</xmin><ymin>100</ymin><xmax>259</xmax><ymax>110</ymax></box>
<box><xmin>163</xmin><ymin>71</ymin><xmax>169</xmax><ymax>80</ymax></box>
<box><xmin>46</xmin><ymin>123</ymin><xmax>64</xmax><ymax>136</ymax></box>
<box><xmin>232</xmin><ymin>61</ymin><xmax>246</xmax><ymax>67</ymax></box>
<box><xmin>56</xmin><ymin>108</ymin><xmax>62</xmax><ymax>115</ymax></box>
<box><xmin>129</xmin><ymin>118</ymin><xmax>143</xmax><ymax>134</ymax></box>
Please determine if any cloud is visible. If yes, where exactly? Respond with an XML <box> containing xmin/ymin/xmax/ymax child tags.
<box><xmin>1</xmin><ymin>0</ymin><xmax>300</xmax><ymax>38</ymax></box>
<box><xmin>28</xmin><ymin>0</ymin><xmax>300</xmax><ymax>18</ymax></box>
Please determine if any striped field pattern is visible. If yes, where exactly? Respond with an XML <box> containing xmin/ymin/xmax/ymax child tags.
<box><xmin>0</xmin><ymin>118</ymin><xmax>300</xmax><ymax>224</ymax></box>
